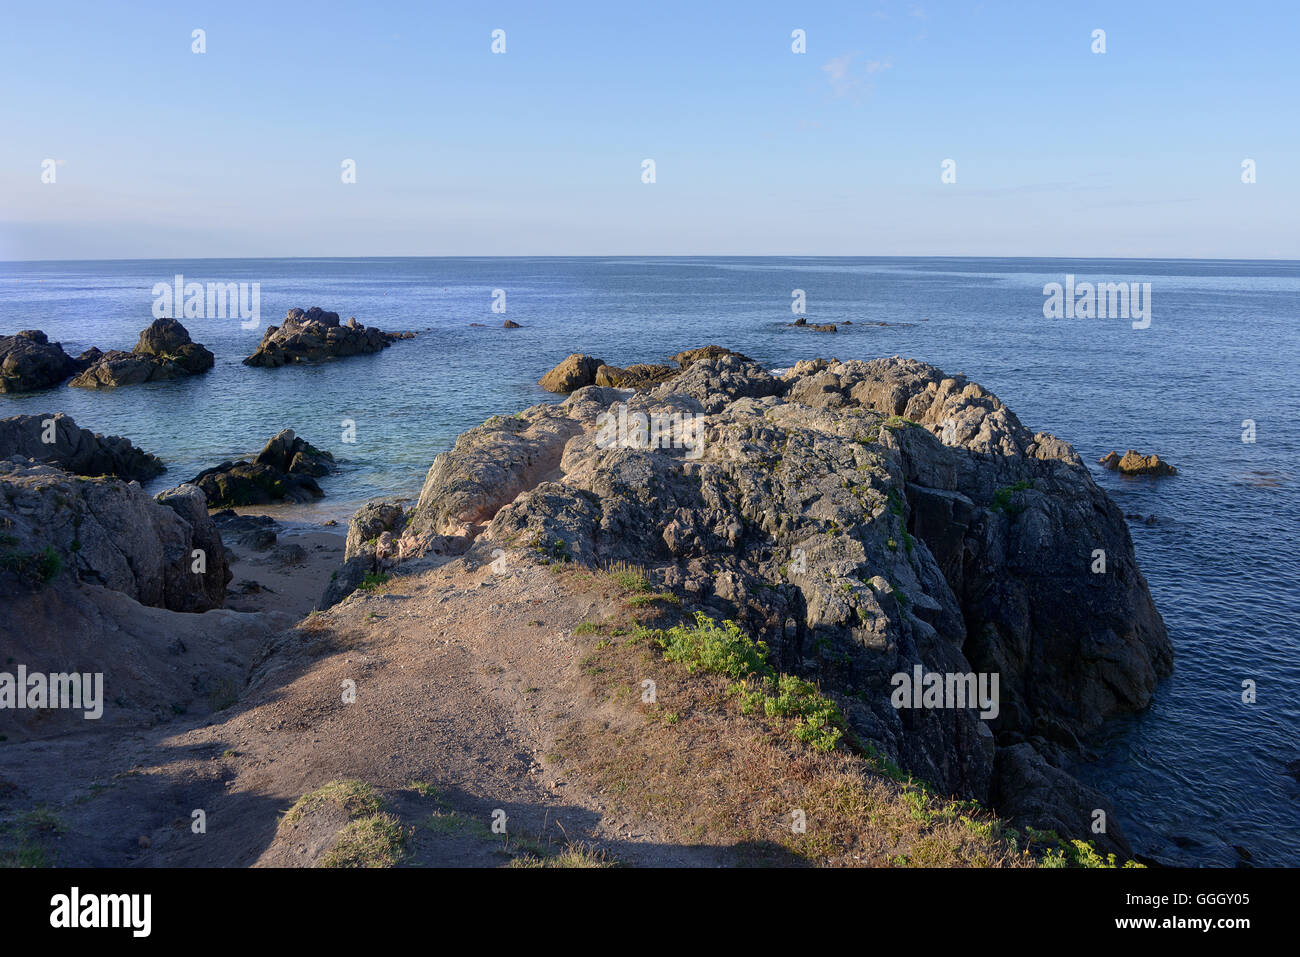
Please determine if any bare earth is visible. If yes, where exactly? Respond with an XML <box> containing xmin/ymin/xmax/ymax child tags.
<box><xmin>0</xmin><ymin>541</ymin><xmax>736</xmax><ymax>867</ymax></box>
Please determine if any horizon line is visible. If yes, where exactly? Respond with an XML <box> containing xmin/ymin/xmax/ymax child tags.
<box><xmin>4</xmin><ymin>254</ymin><xmax>1300</xmax><ymax>266</ymax></box>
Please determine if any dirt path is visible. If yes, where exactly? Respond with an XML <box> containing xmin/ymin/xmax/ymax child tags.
<box><xmin>2</xmin><ymin>551</ymin><xmax>731</xmax><ymax>867</ymax></box>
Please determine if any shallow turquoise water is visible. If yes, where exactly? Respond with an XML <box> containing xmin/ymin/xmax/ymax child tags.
<box><xmin>2</xmin><ymin>256</ymin><xmax>1296</xmax><ymax>865</ymax></box>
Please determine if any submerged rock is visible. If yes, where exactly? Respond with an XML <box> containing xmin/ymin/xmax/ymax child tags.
<box><xmin>189</xmin><ymin>429</ymin><xmax>334</xmax><ymax>507</ymax></box>
<box><xmin>386</xmin><ymin>351</ymin><xmax>1172</xmax><ymax>848</ymax></box>
<box><xmin>243</xmin><ymin>307</ymin><xmax>408</xmax><ymax>367</ymax></box>
<box><xmin>69</xmin><ymin>318</ymin><xmax>215</xmax><ymax>389</ymax></box>
<box><xmin>0</xmin><ymin>412</ymin><xmax>165</xmax><ymax>481</ymax></box>
<box><xmin>0</xmin><ymin>330</ymin><xmax>87</xmax><ymax>393</ymax></box>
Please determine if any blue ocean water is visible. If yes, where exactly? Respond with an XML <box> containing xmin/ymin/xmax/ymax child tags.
<box><xmin>1</xmin><ymin>256</ymin><xmax>1296</xmax><ymax>866</ymax></box>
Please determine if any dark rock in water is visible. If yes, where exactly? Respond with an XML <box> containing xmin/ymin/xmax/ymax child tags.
<box><xmin>1100</xmin><ymin>449</ymin><xmax>1177</xmax><ymax>477</ymax></box>
<box><xmin>0</xmin><ymin>412</ymin><xmax>165</xmax><ymax>481</ymax></box>
<box><xmin>0</xmin><ymin>460</ymin><xmax>228</xmax><ymax>612</ymax></box>
<box><xmin>70</xmin><ymin>318</ymin><xmax>214</xmax><ymax>388</ymax></box>
<box><xmin>253</xmin><ymin>428</ymin><xmax>334</xmax><ymax>477</ymax></box>
<box><xmin>243</xmin><ymin>307</ymin><xmax>407</xmax><ymax>367</ymax></box>
<box><xmin>389</xmin><ymin>351</ymin><xmax>1172</xmax><ymax>851</ymax></box>
<box><xmin>670</xmin><ymin>345</ymin><xmax>751</xmax><ymax>368</ymax></box>
<box><xmin>788</xmin><ymin>320</ymin><xmax>837</xmax><ymax>332</ymax></box>
<box><xmin>503</xmin><ymin>320</ymin><xmax>522</xmax><ymax>329</ymax></box>
<box><xmin>0</xmin><ymin>330</ymin><xmax>84</xmax><ymax>393</ymax></box>
<box><xmin>992</xmin><ymin>743</ymin><xmax>1131</xmax><ymax>857</ymax></box>
<box><xmin>189</xmin><ymin>430</ymin><xmax>334</xmax><ymax>507</ymax></box>
<box><xmin>792</xmin><ymin>317</ymin><xmax>807</xmax><ymax>326</ymax></box>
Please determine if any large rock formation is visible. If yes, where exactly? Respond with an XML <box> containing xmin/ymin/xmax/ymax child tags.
<box><xmin>0</xmin><ymin>412</ymin><xmax>165</xmax><ymax>481</ymax></box>
<box><xmin>188</xmin><ymin>429</ymin><xmax>335</xmax><ymax>506</ymax></box>
<box><xmin>0</xmin><ymin>460</ymin><xmax>229</xmax><ymax>611</ymax></box>
<box><xmin>385</xmin><ymin>352</ymin><xmax>1172</xmax><ymax>853</ymax></box>
<box><xmin>69</xmin><ymin>318</ymin><xmax>214</xmax><ymax>388</ymax></box>
<box><xmin>0</xmin><ymin>330</ymin><xmax>90</xmax><ymax>393</ymax></box>
<box><xmin>243</xmin><ymin>307</ymin><xmax>408</xmax><ymax>367</ymax></box>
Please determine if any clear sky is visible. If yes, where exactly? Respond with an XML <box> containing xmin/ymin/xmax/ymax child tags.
<box><xmin>2</xmin><ymin>0</ymin><xmax>1296</xmax><ymax>260</ymax></box>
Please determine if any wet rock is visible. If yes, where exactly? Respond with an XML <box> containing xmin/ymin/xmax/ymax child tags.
<box><xmin>503</xmin><ymin>320</ymin><xmax>522</xmax><ymax>329</ymax></box>
<box><xmin>70</xmin><ymin>318</ymin><xmax>214</xmax><ymax>388</ymax></box>
<box><xmin>243</xmin><ymin>307</ymin><xmax>407</xmax><ymax>367</ymax></box>
<box><xmin>189</xmin><ymin>430</ymin><xmax>334</xmax><ymax>507</ymax></box>
<box><xmin>0</xmin><ymin>330</ymin><xmax>83</xmax><ymax>393</ymax></box>
<box><xmin>1101</xmin><ymin>450</ymin><xmax>1177</xmax><ymax>476</ymax></box>
<box><xmin>0</xmin><ymin>412</ymin><xmax>165</xmax><ymax>481</ymax></box>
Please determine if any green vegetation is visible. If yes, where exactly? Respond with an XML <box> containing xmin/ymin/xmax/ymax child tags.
<box><xmin>282</xmin><ymin>780</ymin><xmax>409</xmax><ymax>868</ymax></box>
<box><xmin>991</xmin><ymin>480</ymin><xmax>1033</xmax><ymax>516</ymax></box>
<box><xmin>357</xmin><ymin>571</ymin><xmax>390</xmax><ymax>591</ymax></box>
<box><xmin>0</xmin><ymin>806</ymin><xmax>64</xmax><ymax>868</ymax></box>
<box><xmin>321</xmin><ymin>813</ymin><xmax>408</xmax><ymax>868</ymax></box>
<box><xmin>284</xmin><ymin>779</ymin><xmax>385</xmax><ymax>825</ymax></box>
<box><xmin>651</xmin><ymin>613</ymin><xmax>845</xmax><ymax>752</ymax></box>
<box><xmin>0</xmin><ymin>544</ymin><xmax>62</xmax><ymax>585</ymax></box>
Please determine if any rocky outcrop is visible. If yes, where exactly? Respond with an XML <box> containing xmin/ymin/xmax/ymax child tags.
<box><xmin>790</xmin><ymin>319</ymin><xmax>837</xmax><ymax>332</ymax></box>
<box><xmin>1100</xmin><ymin>450</ymin><xmax>1177</xmax><ymax>477</ymax></box>
<box><xmin>0</xmin><ymin>412</ymin><xmax>165</xmax><ymax>481</ymax></box>
<box><xmin>386</xmin><ymin>351</ymin><xmax>1172</xmax><ymax>849</ymax></box>
<box><xmin>69</xmin><ymin>318</ymin><xmax>214</xmax><ymax>389</ymax></box>
<box><xmin>670</xmin><ymin>345</ymin><xmax>751</xmax><ymax>368</ymax></box>
<box><xmin>539</xmin><ymin>346</ymin><xmax>753</xmax><ymax>394</ymax></box>
<box><xmin>243</xmin><ymin>307</ymin><xmax>408</xmax><ymax>367</ymax></box>
<box><xmin>593</xmin><ymin>363</ymin><xmax>679</xmax><ymax>388</ymax></box>
<box><xmin>539</xmin><ymin>354</ymin><xmax>604</xmax><ymax>393</ymax></box>
<box><xmin>188</xmin><ymin>430</ymin><xmax>334</xmax><ymax>507</ymax></box>
<box><xmin>318</xmin><ymin>500</ymin><xmax>411</xmax><ymax>608</ymax></box>
<box><xmin>0</xmin><ymin>460</ymin><xmax>229</xmax><ymax>612</ymax></box>
<box><xmin>0</xmin><ymin>330</ymin><xmax>90</xmax><ymax>393</ymax></box>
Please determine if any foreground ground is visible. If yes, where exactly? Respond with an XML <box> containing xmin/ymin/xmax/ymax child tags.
<box><xmin>1</xmin><ymin>550</ymin><xmax>1040</xmax><ymax>868</ymax></box>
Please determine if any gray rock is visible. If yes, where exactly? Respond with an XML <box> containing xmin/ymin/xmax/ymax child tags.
<box><xmin>387</xmin><ymin>352</ymin><xmax>1172</xmax><ymax>849</ymax></box>
<box><xmin>0</xmin><ymin>460</ymin><xmax>227</xmax><ymax>612</ymax></box>
<box><xmin>0</xmin><ymin>412</ymin><xmax>165</xmax><ymax>481</ymax></box>
<box><xmin>69</xmin><ymin>318</ymin><xmax>213</xmax><ymax>388</ymax></box>
<box><xmin>0</xmin><ymin>330</ymin><xmax>83</xmax><ymax>392</ymax></box>
<box><xmin>188</xmin><ymin>430</ymin><xmax>333</xmax><ymax>506</ymax></box>
<box><xmin>243</xmin><ymin>307</ymin><xmax>405</xmax><ymax>367</ymax></box>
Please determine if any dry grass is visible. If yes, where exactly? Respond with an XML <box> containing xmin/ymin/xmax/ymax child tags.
<box><xmin>551</xmin><ymin>608</ymin><xmax>1032</xmax><ymax>868</ymax></box>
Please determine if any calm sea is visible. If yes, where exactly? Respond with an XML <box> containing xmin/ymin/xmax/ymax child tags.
<box><xmin>2</xmin><ymin>256</ymin><xmax>1296</xmax><ymax>866</ymax></box>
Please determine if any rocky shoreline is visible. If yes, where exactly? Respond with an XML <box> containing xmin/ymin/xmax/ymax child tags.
<box><xmin>322</xmin><ymin>349</ymin><xmax>1172</xmax><ymax>855</ymax></box>
<box><xmin>0</xmin><ymin>346</ymin><xmax>1180</xmax><ymax>866</ymax></box>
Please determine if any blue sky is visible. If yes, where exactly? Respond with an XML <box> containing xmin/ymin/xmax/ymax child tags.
<box><xmin>2</xmin><ymin>0</ymin><xmax>1296</xmax><ymax>260</ymax></box>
